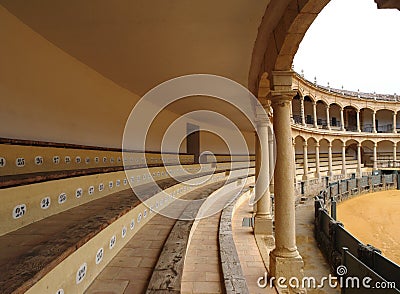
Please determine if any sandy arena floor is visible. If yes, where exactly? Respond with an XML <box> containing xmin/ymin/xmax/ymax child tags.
<box><xmin>337</xmin><ymin>189</ymin><xmax>400</xmax><ymax>265</ymax></box>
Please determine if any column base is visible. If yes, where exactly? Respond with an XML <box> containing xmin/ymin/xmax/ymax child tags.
<box><xmin>270</xmin><ymin>251</ymin><xmax>306</xmax><ymax>293</ymax></box>
<box><xmin>314</xmin><ymin>172</ymin><xmax>320</xmax><ymax>179</ymax></box>
<box><xmin>302</xmin><ymin>174</ymin><xmax>308</xmax><ymax>181</ymax></box>
<box><xmin>254</xmin><ymin>215</ymin><xmax>273</xmax><ymax>235</ymax></box>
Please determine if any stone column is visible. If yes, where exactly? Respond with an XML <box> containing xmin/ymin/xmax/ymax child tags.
<box><xmin>393</xmin><ymin>142</ymin><xmax>397</xmax><ymax>167</ymax></box>
<box><xmin>341</xmin><ymin>142</ymin><xmax>347</xmax><ymax>175</ymax></box>
<box><xmin>340</xmin><ymin>107</ymin><xmax>345</xmax><ymax>131</ymax></box>
<box><xmin>300</xmin><ymin>96</ymin><xmax>306</xmax><ymax>126</ymax></box>
<box><xmin>326</xmin><ymin>105</ymin><xmax>331</xmax><ymax>130</ymax></box>
<box><xmin>315</xmin><ymin>142</ymin><xmax>321</xmax><ymax>179</ymax></box>
<box><xmin>357</xmin><ymin>109</ymin><xmax>361</xmax><ymax>132</ymax></box>
<box><xmin>372</xmin><ymin>111</ymin><xmax>377</xmax><ymax>133</ymax></box>
<box><xmin>254</xmin><ymin>121</ymin><xmax>273</xmax><ymax>236</ymax></box>
<box><xmin>357</xmin><ymin>143</ymin><xmax>362</xmax><ymax>177</ymax></box>
<box><xmin>270</xmin><ymin>89</ymin><xmax>304</xmax><ymax>289</ymax></box>
<box><xmin>373</xmin><ymin>142</ymin><xmax>378</xmax><ymax>171</ymax></box>
<box><xmin>313</xmin><ymin>101</ymin><xmax>318</xmax><ymax>128</ymax></box>
<box><xmin>328</xmin><ymin>142</ymin><xmax>333</xmax><ymax>177</ymax></box>
<box><xmin>268</xmin><ymin>126</ymin><xmax>275</xmax><ymax>194</ymax></box>
<box><xmin>290</xmin><ymin>101</ymin><xmax>294</xmax><ymax>123</ymax></box>
<box><xmin>293</xmin><ymin>140</ymin><xmax>297</xmax><ymax>180</ymax></box>
<box><xmin>302</xmin><ymin>141</ymin><xmax>308</xmax><ymax>180</ymax></box>
<box><xmin>393</xmin><ymin>112</ymin><xmax>397</xmax><ymax>133</ymax></box>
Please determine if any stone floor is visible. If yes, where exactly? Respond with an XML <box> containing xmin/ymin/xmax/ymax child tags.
<box><xmin>295</xmin><ymin>200</ymin><xmax>340</xmax><ymax>294</ymax></box>
<box><xmin>232</xmin><ymin>198</ymin><xmax>277</xmax><ymax>294</ymax></box>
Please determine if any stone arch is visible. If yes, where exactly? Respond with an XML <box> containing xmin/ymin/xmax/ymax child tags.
<box><xmin>316</xmin><ymin>100</ymin><xmax>328</xmax><ymax>128</ymax></box>
<box><xmin>329</xmin><ymin>103</ymin><xmax>342</xmax><ymax>129</ymax></box>
<box><xmin>345</xmin><ymin>139</ymin><xmax>359</xmax><ymax>160</ymax></box>
<box><xmin>376</xmin><ymin>109</ymin><xmax>394</xmax><ymax>133</ymax></box>
<box><xmin>303</xmin><ymin>95</ymin><xmax>314</xmax><ymax>125</ymax></box>
<box><xmin>292</xmin><ymin>92</ymin><xmax>302</xmax><ymax>124</ymax></box>
<box><xmin>343</xmin><ymin>105</ymin><xmax>358</xmax><ymax>132</ymax></box>
<box><xmin>360</xmin><ymin>107</ymin><xmax>374</xmax><ymax>132</ymax></box>
<box><xmin>249</xmin><ymin>0</ymin><xmax>330</xmax><ymax>94</ymax></box>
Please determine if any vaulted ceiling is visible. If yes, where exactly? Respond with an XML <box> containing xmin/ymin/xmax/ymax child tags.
<box><xmin>0</xmin><ymin>0</ymin><xmax>270</xmax><ymax>97</ymax></box>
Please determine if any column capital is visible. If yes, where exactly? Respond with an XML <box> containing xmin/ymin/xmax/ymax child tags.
<box><xmin>312</xmin><ymin>100</ymin><xmax>317</xmax><ymax>106</ymax></box>
<box><xmin>342</xmin><ymin>142</ymin><xmax>346</xmax><ymax>148</ymax></box>
<box><xmin>393</xmin><ymin>111</ymin><xmax>397</xmax><ymax>116</ymax></box>
<box><xmin>328</xmin><ymin>142</ymin><xmax>332</xmax><ymax>148</ymax></box>
<box><xmin>270</xmin><ymin>90</ymin><xmax>297</xmax><ymax>106</ymax></box>
<box><xmin>303</xmin><ymin>141</ymin><xmax>308</xmax><ymax>147</ymax></box>
<box><xmin>314</xmin><ymin>142</ymin><xmax>320</xmax><ymax>148</ymax></box>
<box><xmin>394</xmin><ymin>142</ymin><xmax>398</xmax><ymax>147</ymax></box>
<box><xmin>374</xmin><ymin>142</ymin><xmax>378</xmax><ymax>147</ymax></box>
<box><xmin>357</xmin><ymin>142</ymin><xmax>362</xmax><ymax>147</ymax></box>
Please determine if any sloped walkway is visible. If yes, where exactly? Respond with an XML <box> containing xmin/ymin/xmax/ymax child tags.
<box><xmin>231</xmin><ymin>197</ymin><xmax>277</xmax><ymax>294</ymax></box>
<box><xmin>295</xmin><ymin>200</ymin><xmax>340</xmax><ymax>294</ymax></box>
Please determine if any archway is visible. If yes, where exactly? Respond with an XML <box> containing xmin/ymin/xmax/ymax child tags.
<box><xmin>343</xmin><ymin>106</ymin><xmax>358</xmax><ymax>132</ymax></box>
<box><xmin>360</xmin><ymin>108</ymin><xmax>374</xmax><ymax>132</ymax></box>
<box><xmin>376</xmin><ymin>109</ymin><xmax>394</xmax><ymax>133</ymax></box>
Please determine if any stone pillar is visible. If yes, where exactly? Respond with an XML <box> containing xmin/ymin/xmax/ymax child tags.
<box><xmin>270</xmin><ymin>86</ymin><xmax>304</xmax><ymax>290</ymax></box>
<box><xmin>394</xmin><ymin>142</ymin><xmax>397</xmax><ymax>167</ymax></box>
<box><xmin>290</xmin><ymin>101</ymin><xmax>294</xmax><ymax>123</ymax></box>
<box><xmin>300</xmin><ymin>96</ymin><xmax>306</xmax><ymax>126</ymax></box>
<box><xmin>357</xmin><ymin>143</ymin><xmax>362</xmax><ymax>177</ymax></box>
<box><xmin>342</xmin><ymin>142</ymin><xmax>347</xmax><ymax>175</ymax></box>
<box><xmin>373</xmin><ymin>142</ymin><xmax>378</xmax><ymax>171</ymax></box>
<box><xmin>340</xmin><ymin>107</ymin><xmax>345</xmax><ymax>131</ymax></box>
<box><xmin>268</xmin><ymin>126</ymin><xmax>275</xmax><ymax>194</ymax></box>
<box><xmin>293</xmin><ymin>140</ymin><xmax>297</xmax><ymax>180</ymax></box>
<box><xmin>315</xmin><ymin>142</ymin><xmax>321</xmax><ymax>179</ymax></box>
<box><xmin>328</xmin><ymin>142</ymin><xmax>333</xmax><ymax>177</ymax></box>
<box><xmin>326</xmin><ymin>105</ymin><xmax>331</xmax><ymax>130</ymax></box>
<box><xmin>302</xmin><ymin>141</ymin><xmax>308</xmax><ymax>180</ymax></box>
<box><xmin>393</xmin><ymin>112</ymin><xmax>397</xmax><ymax>133</ymax></box>
<box><xmin>372</xmin><ymin>111</ymin><xmax>377</xmax><ymax>133</ymax></box>
<box><xmin>357</xmin><ymin>109</ymin><xmax>361</xmax><ymax>132</ymax></box>
<box><xmin>254</xmin><ymin>121</ymin><xmax>273</xmax><ymax>236</ymax></box>
<box><xmin>313</xmin><ymin>101</ymin><xmax>318</xmax><ymax>128</ymax></box>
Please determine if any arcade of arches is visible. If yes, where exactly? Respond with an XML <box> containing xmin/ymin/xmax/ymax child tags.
<box><xmin>0</xmin><ymin>0</ymin><xmax>398</xmax><ymax>293</ymax></box>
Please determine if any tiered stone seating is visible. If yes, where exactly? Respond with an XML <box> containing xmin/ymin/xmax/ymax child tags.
<box><xmin>0</xmin><ymin>140</ymin><xmax>255</xmax><ymax>293</ymax></box>
<box><xmin>295</xmin><ymin>153</ymin><xmax>362</xmax><ymax>180</ymax></box>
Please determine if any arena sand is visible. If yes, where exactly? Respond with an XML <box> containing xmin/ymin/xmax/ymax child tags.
<box><xmin>337</xmin><ymin>189</ymin><xmax>400</xmax><ymax>265</ymax></box>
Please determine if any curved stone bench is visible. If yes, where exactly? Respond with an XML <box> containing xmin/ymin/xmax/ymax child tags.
<box><xmin>219</xmin><ymin>184</ymin><xmax>253</xmax><ymax>294</ymax></box>
<box><xmin>1</xmin><ymin>168</ymin><xmax>254</xmax><ymax>294</ymax></box>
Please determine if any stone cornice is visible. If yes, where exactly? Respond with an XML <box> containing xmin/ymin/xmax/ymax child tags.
<box><xmin>291</xmin><ymin>123</ymin><xmax>400</xmax><ymax>143</ymax></box>
<box><xmin>292</xmin><ymin>73</ymin><xmax>399</xmax><ymax>110</ymax></box>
